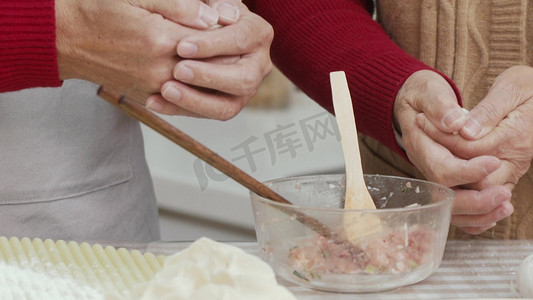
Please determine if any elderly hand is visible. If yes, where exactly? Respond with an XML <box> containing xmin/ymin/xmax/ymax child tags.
<box><xmin>394</xmin><ymin>70</ymin><xmax>511</xmax><ymax>235</ymax></box>
<box><xmin>148</xmin><ymin>1</ymin><xmax>274</xmax><ymax>120</ymax></box>
<box><xmin>394</xmin><ymin>70</ymin><xmax>502</xmax><ymax>186</ymax></box>
<box><xmin>55</xmin><ymin>0</ymin><xmax>221</xmax><ymax>102</ymax></box>
<box><xmin>418</xmin><ymin>65</ymin><xmax>533</xmax><ymax>191</ymax></box>
<box><xmin>56</xmin><ymin>0</ymin><xmax>272</xmax><ymax>121</ymax></box>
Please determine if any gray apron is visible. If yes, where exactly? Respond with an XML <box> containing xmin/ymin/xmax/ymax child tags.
<box><xmin>0</xmin><ymin>80</ymin><xmax>160</xmax><ymax>243</ymax></box>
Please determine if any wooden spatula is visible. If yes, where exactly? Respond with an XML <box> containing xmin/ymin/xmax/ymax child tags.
<box><xmin>330</xmin><ymin>71</ymin><xmax>381</xmax><ymax>242</ymax></box>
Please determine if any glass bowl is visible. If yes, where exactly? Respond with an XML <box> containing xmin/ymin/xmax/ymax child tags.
<box><xmin>250</xmin><ymin>174</ymin><xmax>454</xmax><ymax>293</ymax></box>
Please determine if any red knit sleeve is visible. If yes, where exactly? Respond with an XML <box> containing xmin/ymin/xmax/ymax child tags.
<box><xmin>245</xmin><ymin>0</ymin><xmax>460</xmax><ymax>160</ymax></box>
<box><xmin>0</xmin><ymin>0</ymin><xmax>61</xmax><ymax>92</ymax></box>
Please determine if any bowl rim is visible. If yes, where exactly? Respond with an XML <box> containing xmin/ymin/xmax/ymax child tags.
<box><xmin>250</xmin><ymin>174</ymin><xmax>455</xmax><ymax>213</ymax></box>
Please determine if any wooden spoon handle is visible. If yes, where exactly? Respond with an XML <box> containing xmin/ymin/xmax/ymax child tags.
<box><xmin>330</xmin><ymin>71</ymin><xmax>375</xmax><ymax>210</ymax></box>
<box><xmin>97</xmin><ymin>87</ymin><xmax>289</xmax><ymax>204</ymax></box>
<box><xmin>97</xmin><ymin>87</ymin><xmax>364</xmax><ymax>256</ymax></box>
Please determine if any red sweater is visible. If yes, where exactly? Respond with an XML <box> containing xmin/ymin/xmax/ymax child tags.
<box><xmin>0</xmin><ymin>0</ymin><xmax>61</xmax><ymax>92</ymax></box>
<box><xmin>245</xmin><ymin>0</ymin><xmax>460</xmax><ymax>159</ymax></box>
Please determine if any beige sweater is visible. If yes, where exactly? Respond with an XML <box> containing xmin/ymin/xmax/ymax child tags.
<box><xmin>360</xmin><ymin>0</ymin><xmax>533</xmax><ymax>239</ymax></box>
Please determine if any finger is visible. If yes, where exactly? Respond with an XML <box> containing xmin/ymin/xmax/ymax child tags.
<box><xmin>397</xmin><ymin>70</ymin><xmax>467</xmax><ymax>133</ymax></box>
<box><xmin>452</xmin><ymin>201</ymin><xmax>514</xmax><ymax>228</ymax></box>
<box><xmin>458</xmin><ymin>224</ymin><xmax>496</xmax><ymax>235</ymax></box>
<box><xmin>173</xmin><ymin>57</ymin><xmax>271</xmax><ymax>96</ymax></box>
<box><xmin>461</xmin><ymin>80</ymin><xmax>524</xmax><ymax>140</ymax></box>
<box><xmin>463</xmin><ymin>160</ymin><xmax>520</xmax><ymax>190</ymax></box>
<box><xmin>416</xmin><ymin>113</ymin><xmax>499</xmax><ymax>158</ymax></box>
<box><xmin>414</xmin><ymin>148</ymin><xmax>500</xmax><ymax>187</ymax></box>
<box><xmin>419</xmin><ymin>112</ymin><xmax>528</xmax><ymax>190</ymax></box>
<box><xmin>177</xmin><ymin>7</ymin><xmax>273</xmax><ymax>58</ymax></box>
<box><xmin>135</xmin><ymin>0</ymin><xmax>219</xmax><ymax>29</ymax></box>
<box><xmin>171</xmin><ymin>55</ymin><xmax>242</xmax><ymax>92</ymax></box>
<box><xmin>201</xmin><ymin>55</ymin><xmax>241</xmax><ymax>65</ymax></box>
<box><xmin>145</xmin><ymin>94</ymin><xmax>203</xmax><ymax>117</ymax></box>
<box><xmin>207</xmin><ymin>1</ymin><xmax>242</xmax><ymax>25</ymax></box>
<box><xmin>404</xmin><ymin>123</ymin><xmax>501</xmax><ymax>187</ymax></box>
<box><xmin>451</xmin><ymin>185</ymin><xmax>511</xmax><ymax>215</ymax></box>
<box><xmin>418</xmin><ymin>78</ymin><xmax>466</xmax><ymax>133</ymax></box>
<box><xmin>159</xmin><ymin>80</ymin><xmax>248</xmax><ymax>120</ymax></box>
<box><xmin>449</xmin><ymin>155</ymin><xmax>502</xmax><ymax>186</ymax></box>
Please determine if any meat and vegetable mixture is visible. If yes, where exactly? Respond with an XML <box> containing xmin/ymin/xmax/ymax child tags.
<box><xmin>288</xmin><ymin>224</ymin><xmax>435</xmax><ymax>282</ymax></box>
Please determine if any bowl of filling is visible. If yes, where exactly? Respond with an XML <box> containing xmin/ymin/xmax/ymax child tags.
<box><xmin>250</xmin><ymin>174</ymin><xmax>454</xmax><ymax>293</ymax></box>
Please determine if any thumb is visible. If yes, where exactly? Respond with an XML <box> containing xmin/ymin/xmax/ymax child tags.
<box><xmin>207</xmin><ymin>1</ymin><xmax>242</xmax><ymax>25</ymax></box>
<box><xmin>399</xmin><ymin>70</ymin><xmax>467</xmax><ymax>133</ymax></box>
<box><xmin>461</xmin><ymin>66</ymin><xmax>533</xmax><ymax>139</ymax></box>
<box><xmin>460</xmin><ymin>85</ymin><xmax>513</xmax><ymax>140</ymax></box>
<box><xmin>134</xmin><ymin>0</ymin><xmax>219</xmax><ymax>29</ymax></box>
<box><xmin>423</xmin><ymin>81</ymin><xmax>467</xmax><ymax>134</ymax></box>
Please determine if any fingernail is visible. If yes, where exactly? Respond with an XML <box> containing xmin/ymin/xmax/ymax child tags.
<box><xmin>178</xmin><ymin>42</ymin><xmax>198</xmax><ymax>57</ymax></box>
<box><xmin>463</xmin><ymin>117</ymin><xmax>483</xmax><ymax>138</ymax></box>
<box><xmin>217</xmin><ymin>3</ymin><xmax>239</xmax><ymax>22</ymax></box>
<box><xmin>491</xmin><ymin>189</ymin><xmax>511</xmax><ymax>206</ymax></box>
<box><xmin>162</xmin><ymin>86</ymin><xmax>181</xmax><ymax>101</ymax></box>
<box><xmin>174</xmin><ymin>65</ymin><xmax>194</xmax><ymax>81</ymax></box>
<box><xmin>483</xmin><ymin>157</ymin><xmax>501</xmax><ymax>175</ymax></box>
<box><xmin>146</xmin><ymin>99</ymin><xmax>163</xmax><ymax>112</ymax></box>
<box><xmin>442</xmin><ymin>108</ymin><xmax>467</xmax><ymax>129</ymax></box>
<box><xmin>499</xmin><ymin>202</ymin><xmax>514</xmax><ymax>218</ymax></box>
<box><xmin>199</xmin><ymin>5</ymin><xmax>219</xmax><ymax>27</ymax></box>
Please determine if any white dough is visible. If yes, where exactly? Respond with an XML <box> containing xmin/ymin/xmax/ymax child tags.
<box><xmin>119</xmin><ymin>238</ymin><xmax>296</xmax><ymax>300</ymax></box>
<box><xmin>514</xmin><ymin>253</ymin><xmax>533</xmax><ymax>298</ymax></box>
<box><xmin>0</xmin><ymin>263</ymin><xmax>104</xmax><ymax>300</ymax></box>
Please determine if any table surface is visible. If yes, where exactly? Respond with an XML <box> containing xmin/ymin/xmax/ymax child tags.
<box><xmin>143</xmin><ymin>239</ymin><xmax>533</xmax><ymax>299</ymax></box>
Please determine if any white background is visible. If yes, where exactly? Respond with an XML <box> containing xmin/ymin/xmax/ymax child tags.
<box><xmin>142</xmin><ymin>88</ymin><xmax>345</xmax><ymax>241</ymax></box>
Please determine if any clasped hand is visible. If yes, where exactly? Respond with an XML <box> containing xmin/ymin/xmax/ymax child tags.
<box><xmin>394</xmin><ymin>66</ymin><xmax>533</xmax><ymax>235</ymax></box>
<box><xmin>56</xmin><ymin>0</ymin><xmax>273</xmax><ymax>120</ymax></box>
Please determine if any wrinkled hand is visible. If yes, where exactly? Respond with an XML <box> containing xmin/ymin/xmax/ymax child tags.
<box><xmin>419</xmin><ymin>65</ymin><xmax>533</xmax><ymax>192</ymax></box>
<box><xmin>394</xmin><ymin>70</ymin><xmax>511</xmax><ymax>235</ymax></box>
<box><xmin>148</xmin><ymin>1</ymin><xmax>274</xmax><ymax>120</ymax></box>
<box><xmin>394</xmin><ymin>70</ymin><xmax>501</xmax><ymax>186</ymax></box>
<box><xmin>56</xmin><ymin>0</ymin><xmax>220</xmax><ymax>102</ymax></box>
